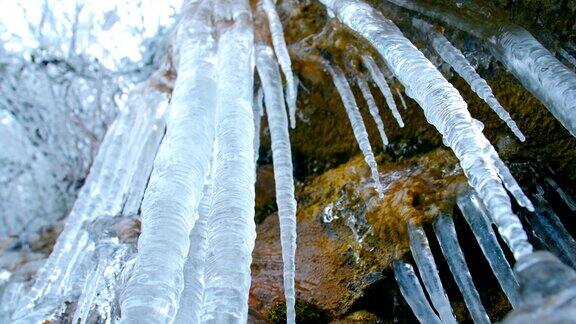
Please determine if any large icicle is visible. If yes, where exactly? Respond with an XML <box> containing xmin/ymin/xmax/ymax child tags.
<box><xmin>325</xmin><ymin>64</ymin><xmax>383</xmax><ymax>194</ymax></box>
<box><xmin>408</xmin><ymin>222</ymin><xmax>457</xmax><ymax>324</ymax></box>
<box><xmin>386</xmin><ymin>0</ymin><xmax>576</xmax><ymax>137</ymax></box>
<box><xmin>433</xmin><ymin>214</ymin><xmax>490</xmax><ymax>324</ymax></box>
<box><xmin>256</xmin><ymin>44</ymin><xmax>298</xmax><ymax>324</ymax></box>
<box><xmin>393</xmin><ymin>261</ymin><xmax>442</xmax><ymax>324</ymax></box>
<box><xmin>173</xmin><ymin>180</ymin><xmax>212</xmax><ymax>324</ymax></box>
<box><xmin>201</xmin><ymin>1</ymin><xmax>256</xmax><ymax>322</ymax></box>
<box><xmin>361</xmin><ymin>54</ymin><xmax>405</xmax><ymax>127</ymax></box>
<box><xmin>457</xmin><ymin>192</ymin><xmax>521</xmax><ymax>308</ymax></box>
<box><xmin>319</xmin><ymin>0</ymin><xmax>533</xmax><ymax>260</ymax></box>
<box><xmin>120</xmin><ymin>2</ymin><xmax>218</xmax><ymax>322</ymax></box>
<box><xmin>260</xmin><ymin>0</ymin><xmax>298</xmax><ymax>128</ymax></box>
<box><xmin>412</xmin><ymin>18</ymin><xmax>525</xmax><ymax>141</ymax></box>
<box><xmin>357</xmin><ymin>75</ymin><xmax>389</xmax><ymax>147</ymax></box>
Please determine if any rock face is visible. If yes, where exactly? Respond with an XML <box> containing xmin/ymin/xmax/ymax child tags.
<box><xmin>250</xmin><ymin>149</ymin><xmax>469</xmax><ymax>321</ymax></box>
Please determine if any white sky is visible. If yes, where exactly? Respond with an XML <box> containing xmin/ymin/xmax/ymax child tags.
<box><xmin>0</xmin><ymin>0</ymin><xmax>182</xmax><ymax>68</ymax></box>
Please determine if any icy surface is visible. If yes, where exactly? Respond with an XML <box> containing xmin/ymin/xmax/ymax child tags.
<box><xmin>201</xmin><ymin>2</ymin><xmax>256</xmax><ymax>322</ymax></box>
<box><xmin>558</xmin><ymin>48</ymin><xmax>576</xmax><ymax>69</ymax></box>
<box><xmin>408</xmin><ymin>222</ymin><xmax>457</xmax><ymax>324</ymax></box>
<box><xmin>434</xmin><ymin>214</ymin><xmax>490</xmax><ymax>324</ymax></box>
<box><xmin>412</xmin><ymin>18</ymin><xmax>524</xmax><ymax>141</ymax></box>
<box><xmin>325</xmin><ymin>64</ymin><xmax>383</xmax><ymax>194</ymax></box>
<box><xmin>256</xmin><ymin>44</ymin><xmax>298</xmax><ymax>324</ymax></box>
<box><xmin>261</xmin><ymin>0</ymin><xmax>297</xmax><ymax>128</ymax></box>
<box><xmin>320</xmin><ymin>0</ymin><xmax>532</xmax><ymax>259</ymax></box>
<box><xmin>120</xmin><ymin>3</ymin><xmax>218</xmax><ymax>322</ymax></box>
<box><xmin>458</xmin><ymin>192</ymin><xmax>521</xmax><ymax>308</ymax></box>
<box><xmin>393</xmin><ymin>261</ymin><xmax>442</xmax><ymax>324</ymax></box>
<box><xmin>357</xmin><ymin>75</ymin><xmax>389</xmax><ymax>147</ymax></box>
<box><xmin>361</xmin><ymin>55</ymin><xmax>405</xmax><ymax>127</ymax></box>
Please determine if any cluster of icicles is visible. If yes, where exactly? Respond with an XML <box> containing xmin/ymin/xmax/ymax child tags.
<box><xmin>9</xmin><ymin>0</ymin><xmax>576</xmax><ymax>323</ymax></box>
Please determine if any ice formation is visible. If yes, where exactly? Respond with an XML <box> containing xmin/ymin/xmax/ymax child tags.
<box><xmin>386</xmin><ymin>0</ymin><xmax>576</xmax><ymax>138</ymax></box>
<box><xmin>360</xmin><ymin>54</ymin><xmax>405</xmax><ymax>127</ymax></box>
<box><xmin>120</xmin><ymin>2</ymin><xmax>219</xmax><ymax>321</ymax></box>
<box><xmin>13</xmin><ymin>84</ymin><xmax>166</xmax><ymax>322</ymax></box>
<box><xmin>260</xmin><ymin>0</ymin><xmax>298</xmax><ymax>128</ymax></box>
<box><xmin>396</xmin><ymin>87</ymin><xmax>408</xmax><ymax>110</ymax></box>
<box><xmin>201</xmin><ymin>2</ymin><xmax>256</xmax><ymax>321</ymax></box>
<box><xmin>558</xmin><ymin>48</ymin><xmax>576</xmax><ymax>69</ymax></box>
<box><xmin>319</xmin><ymin>0</ymin><xmax>533</xmax><ymax>260</ymax></box>
<box><xmin>325</xmin><ymin>63</ymin><xmax>384</xmax><ymax>194</ymax></box>
<box><xmin>408</xmin><ymin>222</ymin><xmax>457</xmax><ymax>324</ymax></box>
<box><xmin>457</xmin><ymin>192</ymin><xmax>521</xmax><ymax>308</ymax></box>
<box><xmin>393</xmin><ymin>261</ymin><xmax>442</xmax><ymax>324</ymax></box>
<box><xmin>524</xmin><ymin>188</ymin><xmax>576</xmax><ymax>269</ymax></box>
<box><xmin>256</xmin><ymin>44</ymin><xmax>298</xmax><ymax>324</ymax></box>
<box><xmin>433</xmin><ymin>214</ymin><xmax>490</xmax><ymax>324</ymax></box>
<box><xmin>412</xmin><ymin>18</ymin><xmax>525</xmax><ymax>141</ymax></box>
<box><xmin>357</xmin><ymin>75</ymin><xmax>389</xmax><ymax>147</ymax></box>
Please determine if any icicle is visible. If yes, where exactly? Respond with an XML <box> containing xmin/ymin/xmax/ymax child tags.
<box><xmin>408</xmin><ymin>222</ymin><xmax>457</xmax><ymax>324</ymax></box>
<box><xmin>412</xmin><ymin>18</ymin><xmax>525</xmax><ymax>141</ymax></box>
<box><xmin>457</xmin><ymin>192</ymin><xmax>521</xmax><ymax>308</ymax></box>
<box><xmin>325</xmin><ymin>64</ymin><xmax>383</xmax><ymax>194</ymax></box>
<box><xmin>260</xmin><ymin>0</ymin><xmax>297</xmax><ymax>128</ymax></box>
<box><xmin>492</xmin><ymin>27</ymin><xmax>576</xmax><ymax>137</ymax></box>
<box><xmin>257</xmin><ymin>86</ymin><xmax>265</xmax><ymax>117</ymax></box>
<box><xmin>396</xmin><ymin>87</ymin><xmax>408</xmax><ymax>110</ymax></box>
<box><xmin>320</xmin><ymin>0</ymin><xmax>532</xmax><ymax>260</ymax></box>
<box><xmin>174</xmin><ymin>180</ymin><xmax>212</xmax><ymax>324</ymax></box>
<box><xmin>357</xmin><ymin>75</ymin><xmax>390</xmax><ymax>147</ymax></box>
<box><xmin>544</xmin><ymin>177</ymin><xmax>576</xmax><ymax>212</ymax></box>
<box><xmin>392</xmin><ymin>261</ymin><xmax>442</xmax><ymax>324</ymax></box>
<box><xmin>433</xmin><ymin>214</ymin><xmax>490</xmax><ymax>324</ymax></box>
<box><xmin>558</xmin><ymin>48</ymin><xmax>576</xmax><ymax>69</ymax></box>
<box><xmin>253</xmin><ymin>90</ymin><xmax>262</xmax><ymax>166</ymax></box>
<box><xmin>361</xmin><ymin>54</ymin><xmax>405</xmax><ymax>127</ymax></box>
<box><xmin>120</xmin><ymin>2</ymin><xmax>218</xmax><ymax>322</ymax></box>
<box><xmin>256</xmin><ymin>44</ymin><xmax>298</xmax><ymax>324</ymax></box>
<box><xmin>524</xmin><ymin>190</ymin><xmax>576</xmax><ymax>269</ymax></box>
<box><xmin>201</xmin><ymin>2</ymin><xmax>256</xmax><ymax>322</ymax></box>
<box><xmin>487</xmin><ymin>146</ymin><xmax>534</xmax><ymax>211</ymax></box>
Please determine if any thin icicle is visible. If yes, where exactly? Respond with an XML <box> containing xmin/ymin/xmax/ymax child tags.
<box><xmin>257</xmin><ymin>86</ymin><xmax>265</xmax><ymax>117</ymax></box>
<box><xmin>486</xmin><ymin>146</ymin><xmax>534</xmax><ymax>211</ymax></box>
<box><xmin>525</xmin><ymin>189</ymin><xmax>576</xmax><ymax>269</ymax></box>
<box><xmin>408</xmin><ymin>222</ymin><xmax>457</xmax><ymax>324</ymax></box>
<box><xmin>396</xmin><ymin>87</ymin><xmax>408</xmax><ymax>110</ymax></box>
<box><xmin>325</xmin><ymin>64</ymin><xmax>383</xmax><ymax>195</ymax></box>
<box><xmin>558</xmin><ymin>48</ymin><xmax>576</xmax><ymax>69</ymax></box>
<box><xmin>256</xmin><ymin>44</ymin><xmax>298</xmax><ymax>324</ymax></box>
<box><xmin>433</xmin><ymin>214</ymin><xmax>490</xmax><ymax>324</ymax></box>
<box><xmin>357</xmin><ymin>75</ymin><xmax>389</xmax><ymax>147</ymax></box>
<box><xmin>174</xmin><ymin>180</ymin><xmax>212</xmax><ymax>324</ymax></box>
<box><xmin>544</xmin><ymin>177</ymin><xmax>576</xmax><ymax>212</ymax></box>
<box><xmin>412</xmin><ymin>18</ymin><xmax>525</xmax><ymax>141</ymax></box>
<box><xmin>120</xmin><ymin>2</ymin><xmax>218</xmax><ymax>322</ymax></box>
<box><xmin>201</xmin><ymin>1</ymin><xmax>256</xmax><ymax>322</ymax></box>
<box><xmin>320</xmin><ymin>0</ymin><xmax>532</xmax><ymax>260</ymax></box>
<box><xmin>393</xmin><ymin>261</ymin><xmax>442</xmax><ymax>324</ymax></box>
<box><xmin>253</xmin><ymin>90</ymin><xmax>263</xmax><ymax>166</ymax></box>
<box><xmin>260</xmin><ymin>0</ymin><xmax>297</xmax><ymax>128</ymax></box>
<box><xmin>361</xmin><ymin>54</ymin><xmax>405</xmax><ymax>127</ymax></box>
<box><xmin>457</xmin><ymin>192</ymin><xmax>521</xmax><ymax>308</ymax></box>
